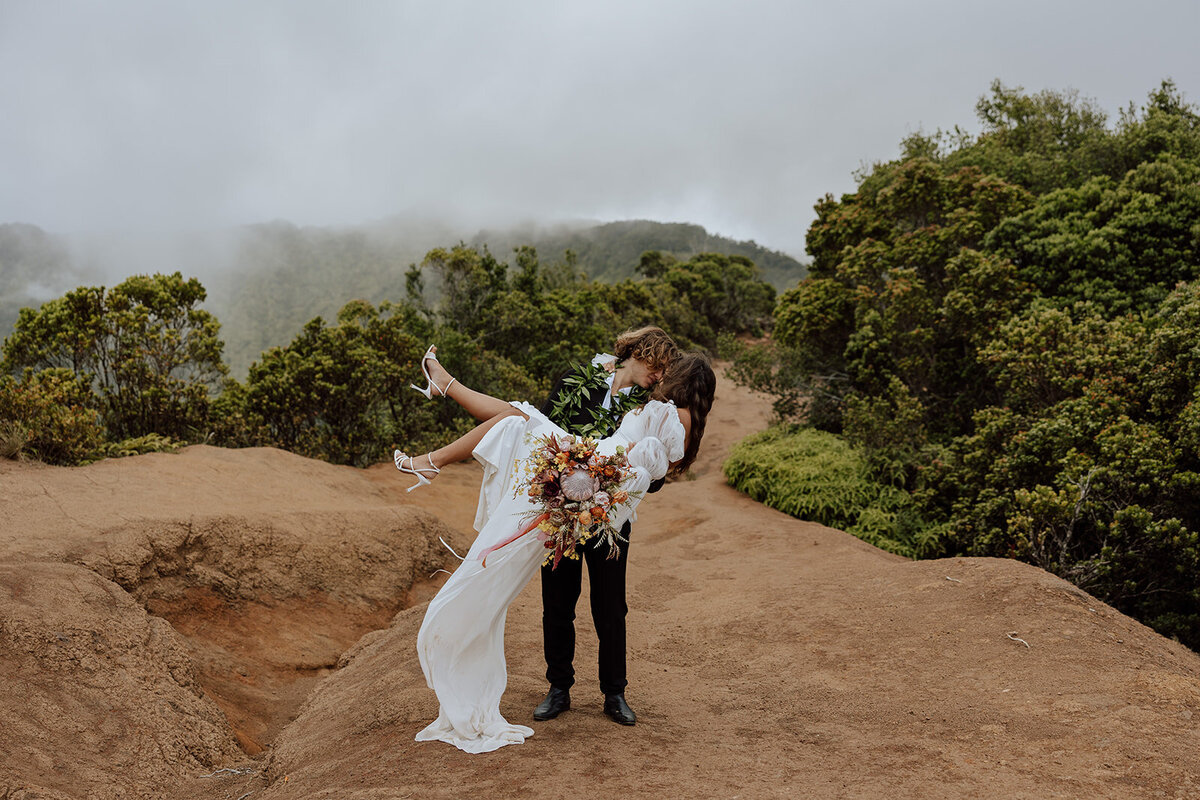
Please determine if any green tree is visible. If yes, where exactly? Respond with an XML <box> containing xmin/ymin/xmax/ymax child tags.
<box><xmin>943</xmin><ymin>79</ymin><xmax>1119</xmax><ymax>193</ymax></box>
<box><xmin>237</xmin><ymin>300</ymin><xmax>430</xmax><ymax>466</ymax></box>
<box><xmin>765</xmin><ymin>158</ymin><xmax>1031</xmax><ymax>432</ymax></box>
<box><xmin>420</xmin><ymin>244</ymin><xmax>509</xmax><ymax>337</ymax></box>
<box><xmin>984</xmin><ymin>154</ymin><xmax>1200</xmax><ymax>314</ymax></box>
<box><xmin>3</xmin><ymin>272</ymin><xmax>226</xmax><ymax>440</ymax></box>
<box><xmin>658</xmin><ymin>253</ymin><xmax>776</xmax><ymax>345</ymax></box>
<box><xmin>228</xmin><ymin>299</ymin><xmax>543</xmax><ymax>467</ymax></box>
<box><xmin>1116</xmin><ymin>80</ymin><xmax>1200</xmax><ymax>167</ymax></box>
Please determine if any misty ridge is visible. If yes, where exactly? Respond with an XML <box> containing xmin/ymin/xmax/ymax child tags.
<box><xmin>0</xmin><ymin>216</ymin><xmax>805</xmax><ymax>376</ymax></box>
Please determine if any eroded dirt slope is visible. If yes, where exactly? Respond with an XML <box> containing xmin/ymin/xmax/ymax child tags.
<box><xmin>0</xmin><ymin>447</ymin><xmax>466</xmax><ymax>797</ymax></box>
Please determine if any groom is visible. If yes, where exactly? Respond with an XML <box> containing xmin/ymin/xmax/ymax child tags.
<box><xmin>533</xmin><ymin>326</ymin><xmax>679</xmax><ymax>726</ymax></box>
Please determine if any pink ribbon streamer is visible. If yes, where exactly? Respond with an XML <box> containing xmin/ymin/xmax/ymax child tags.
<box><xmin>480</xmin><ymin>512</ymin><xmax>551</xmax><ymax>568</ymax></box>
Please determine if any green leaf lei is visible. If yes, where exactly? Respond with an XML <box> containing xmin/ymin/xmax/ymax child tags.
<box><xmin>548</xmin><ymin>360</ymin><xmax>648</xmax><ymax>439</ymax></box>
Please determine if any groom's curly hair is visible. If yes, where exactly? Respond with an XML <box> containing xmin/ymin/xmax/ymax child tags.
<box><xmin>652</xmin><ymin>352</ymin><xmax>716</xmax><ymax>475</ymax></box>
<box><xmin>613</xmin><ymin>326</ymin><xmax>679</xmax><ymax>373</ymax></box>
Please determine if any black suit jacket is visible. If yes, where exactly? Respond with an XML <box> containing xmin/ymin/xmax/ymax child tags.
<box><xmin>540</xmin><ymin>366</ymin><xmax>666</xmax><ymax>498</ymax></box>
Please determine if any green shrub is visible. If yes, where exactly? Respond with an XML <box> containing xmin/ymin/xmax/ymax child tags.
<box><xmin>218</xmin><ymin>299</ymin><xmax>544</xmax><ymax>467</ymax></box>
<box><xmin>723</xmin><ymin>425</ymin><xmax>925</xmax><ymax>558</ymax></box>
<box><xmin>842</xmin><ymin>376</ymin><xmax>927</xmax><ymax>488</ymax></box>
<box><xmin>231</xmin><ymin>300</ymin><xmax>430</xmax><ymax>467</ymax></box>
<box><xmin>0</xmin><ymin>368</ymin><xmax>104</xmax><ymax>465</ymax></box>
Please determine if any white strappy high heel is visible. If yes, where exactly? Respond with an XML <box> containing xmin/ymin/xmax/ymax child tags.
<box><xmin>394</xmin><ymin>450</ymin><xmax>440</xmax><ymax>492</ymax></box>
<box><xmin>411</xmin><ymin>345</ymin><xmax>458</xmax><ymax>399</ymax></box>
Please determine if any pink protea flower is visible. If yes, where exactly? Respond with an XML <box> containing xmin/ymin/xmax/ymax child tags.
<box><xmin>559</xmin><ymin>468</ymin><xmax>599</xmax><ymax>501</ymax></box>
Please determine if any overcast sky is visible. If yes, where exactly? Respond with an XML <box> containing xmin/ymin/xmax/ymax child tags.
<box><xmin>1</xmin><ymin>0</ymin><xmax>1197</xmax><ymax>259</ymax></box>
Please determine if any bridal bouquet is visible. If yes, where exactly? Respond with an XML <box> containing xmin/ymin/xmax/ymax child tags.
<box><xmin>508</xmin><ymin>433</ymin><xmax>638</xmax><ymax>569</ymax></box>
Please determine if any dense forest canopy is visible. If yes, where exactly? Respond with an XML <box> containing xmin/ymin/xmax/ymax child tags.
<box><xmin>728</xmin><ymin>79</ymin><xmax>1200</xmax><ymax>648</ymax></box>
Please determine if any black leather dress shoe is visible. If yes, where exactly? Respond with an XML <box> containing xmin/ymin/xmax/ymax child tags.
<box><xmin>533</xmin><ymin>687</ymin><xmax>571</xmax><ymax>720</ymax></box>
<box><xmin>603</xmin><ymin>693</ymin><xmax>636</xmax><ymax>726</ymax></box>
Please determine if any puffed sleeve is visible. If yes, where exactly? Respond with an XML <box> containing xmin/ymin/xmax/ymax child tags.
<box><xmin>613</xmin><ymin>400</ymin><xmax>686</xmax><ymax>465</ymax></box>
<box><xmin>625</xmin><ymin>436</ymin><xmax>670</xmax><ymax>481</ymax></box>
<box><xmin>646</xmin><ymin>401</ymin><xmax>686</xmax><ymax>464</ymax></box>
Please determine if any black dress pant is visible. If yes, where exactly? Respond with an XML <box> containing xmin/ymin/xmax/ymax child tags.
<box><xmin>540</xmin><ymin>521</ymin><xmax>631</xmax><ymax>696</ymax></box>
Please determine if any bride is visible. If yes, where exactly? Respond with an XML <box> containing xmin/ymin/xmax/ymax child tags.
<box><xmin>394</xmin><ymin>348</ymin><xmax>715</xmax><ymax>753</ymax></box>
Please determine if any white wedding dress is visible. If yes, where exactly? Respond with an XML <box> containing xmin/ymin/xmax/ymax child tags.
<box><xmin>414</xmin><ymin>399</ymin><xmax>685</xmax><ymax>753</ymax></box>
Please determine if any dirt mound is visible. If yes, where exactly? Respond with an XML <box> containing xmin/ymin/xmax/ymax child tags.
<box><xmin>0</xmin><ymin>561</ymin><xmax>239</xmax><ymax>799</ymax></box>
<box><xmin>0</xmin><ymin>447</ymin><xmax>467</xmax><ymax>798</ymax></box>
<box><xmin>3</xmin><ymin>373</ymin><xmax>1199</xmax><ymax>799</ymax></box>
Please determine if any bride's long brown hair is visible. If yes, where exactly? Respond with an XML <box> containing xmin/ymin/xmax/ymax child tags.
<box><xmin>652</xmin><ymin>352</ymin><xmax>716</xmax><ymax>475</ymax></box>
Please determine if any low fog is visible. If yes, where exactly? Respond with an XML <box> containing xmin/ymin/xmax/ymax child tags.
<box><xmin>1</xmin><ymin>0</ymin><xmax>1198</xmax><ymax>275</ymax></box>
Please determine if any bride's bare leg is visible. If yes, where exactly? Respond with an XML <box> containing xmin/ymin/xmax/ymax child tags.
<box><xmin>414</xmin><ymin>407</ymin><xmax>530</xmax><ymax>476</ymax></box>
<box><xmin>426</xmin><ymin>347</ymin><xmax>512</xmax><ymax>422</ymax></box>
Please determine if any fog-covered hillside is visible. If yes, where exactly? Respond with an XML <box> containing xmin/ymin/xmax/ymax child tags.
<box><xmin>0</xmin><ymin>218</ymin><xmax>805</xmax><ymax>376</ymax></box>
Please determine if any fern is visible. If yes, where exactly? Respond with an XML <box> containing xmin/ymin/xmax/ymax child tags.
<box><xmin>101</xmin><ymin>433</ymin><xmax>182</xmax><ymax>459</ymax></box>
<box><xmin>723</xmin><ymin>425</ymin><xmax>921</xmax><ymax>558</ymax></box>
